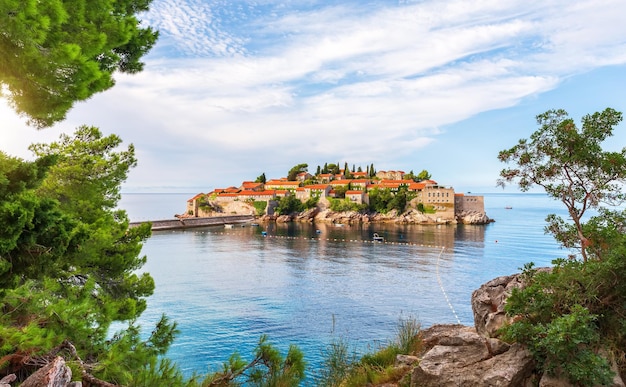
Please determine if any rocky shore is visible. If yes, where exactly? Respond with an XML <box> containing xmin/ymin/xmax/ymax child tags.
<box><xmin>387</xmin><ymin>271</ymin><xmax>625</xmax><ymax>387</ymax></box>
<box><xmin>260</xmin><ymin>206</ymin><xmax>493</xmax><ymax>225</ymax></box>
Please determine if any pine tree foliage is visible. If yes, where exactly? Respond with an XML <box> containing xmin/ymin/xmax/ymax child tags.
<box><xmin>0</xmin><ymin>128</ymin><xmax>174</xmax><ymax>385</ymax></box>
<box><xmin>498</xmin><ymin>108</ymin><xmax>626</xmax><ymax>262</ymax></box>
<box><xmin>498</xmin><ymin>108</ymin><xmax>626</xmax><ymax>386</ymax></box>
<box><xmin>0</xmin><ymin>0</ymin><xmax>158</xmax><ymax>127</ymax></box>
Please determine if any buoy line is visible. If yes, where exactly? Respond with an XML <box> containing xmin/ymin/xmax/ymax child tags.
<box><xmin>189</xmin><ymin>229</ymin><xmax>449</xmax><ymax>249</ymax></box>
<box><xmin>188</xmin><ymin>229</ymin><xmax>462</xmax><ymax>323</ymax></box>
<box><xmin>435</xmin><ymin>246</ymin><xmax>461</xmax><ymax>324</ymax></box>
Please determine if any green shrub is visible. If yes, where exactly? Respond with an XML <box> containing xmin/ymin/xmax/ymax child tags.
<box><xmin>501</xmin><ymin>262</ymin><xmax>617</xmax><ymax>386</ymax></box>
<box><xmin>317</xmin><ymin>316</ymin><xmax>422</xmax><ymax>387</ymax></box>
<box><xmin>328</xmin><ymin>198</ymin><xmax>365</xmax><ymax>212</ymax></box>
<box><xmin>304</xmin><ymin>196</ymin><xmax>319</xmax><ymax>210</ymax></box>
<box><xmin>252</xmin><ymin>201</ymin><xmax>267</xmax><ymax>216</ymax></box>
<box><xmin>315</xmin><ymin>338</ymin><xmax>358</xmax><ymax>387</ymax></box>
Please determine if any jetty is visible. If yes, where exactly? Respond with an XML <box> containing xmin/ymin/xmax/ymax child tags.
<box><xmin>130</xmin><ymin>215</ymin><xmax>255</xmax><ymax>231</ymax></box>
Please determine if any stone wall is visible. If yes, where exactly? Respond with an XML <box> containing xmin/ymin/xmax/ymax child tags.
<box><xmin>455</xmin><ymin>195</ymin><xmax>485</xmax><ymax>214</ymax></box>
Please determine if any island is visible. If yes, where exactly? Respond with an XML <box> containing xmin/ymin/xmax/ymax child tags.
<box><xmin>180</xmin><ymin>165</ymin><xmax>492</xmax><ymax>226</ymax></box>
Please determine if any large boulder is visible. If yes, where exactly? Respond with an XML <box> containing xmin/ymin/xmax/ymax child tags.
<box><xmin>456</xmin><ymin>210</ymin><xmax>493</xmax><ymax>224</ymax></box>
<box><xmin>471</xmin><ymin>274</ymin><xmax>524</xmax><ymax>338</ymax></box>
<box><xmin>410</xmin><ymin>325</ymin><xmax>534</xmax><ymax>387</ymax></box>
<box><xmin>472</xmin><ymin>268</ymin><xmax>552</xmax><ymax>338</ymax></box>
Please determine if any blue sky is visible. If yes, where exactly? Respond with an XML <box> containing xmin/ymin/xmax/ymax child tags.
<box><xmin>2</xmin><ymin>0</ymin><xmax>626</xmax><ymax>193</ymax></box>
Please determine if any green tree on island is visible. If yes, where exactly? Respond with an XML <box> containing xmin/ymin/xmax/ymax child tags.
<box><xmin>255</xmin><ymin>172</ymin><xmax>267</xmax><ymax>184</ymax></box>
<box><xmin>416</xmin><ymin>169</ymin><xmax>431</xmax><ymax>181</ymax></box>
<box><xmin>287</xmin><ymin>163</ymin><xmax>308</xmax><ymax>181</ymax></box>
<box><xmin>498</xmin><ymin>108</ymin><xmax>626</xmax><ymax>386</ymax></box>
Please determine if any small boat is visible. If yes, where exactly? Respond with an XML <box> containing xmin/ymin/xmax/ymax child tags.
<box><xmin>373</xmin><ymin>233</ymin><xmax>385</xmax><ymax>242</ymax></box>
<box><xmin>224</xmin><ymin>224</ymin><xmax>234</xmax><ymax>229</ymax></box>
<box><xmin>505</xmin><ymin>206</ymin><xmax>513</xmax><ymax>209</ymax></box>
<box><xmin>251</xmin><ymin>223</ymin><xmax>260</xmax><ymax>227</ymax></box>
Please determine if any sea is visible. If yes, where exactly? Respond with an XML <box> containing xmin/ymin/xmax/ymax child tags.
<box><xmin>117</xmin><ymin>192</ymin><xmax>570</xmax><ymax>383</ymax></box>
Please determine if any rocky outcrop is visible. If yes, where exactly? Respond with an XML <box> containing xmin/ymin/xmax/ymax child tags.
<box><xmin>404</xmin><ymin>274</ymin><xmax>540</xmax><ymax>387</ymax></box>
<box><xmin>411</xmin><ymin>325</ymin><xmax>534</xmax><ymax>387</ymax></box>
<box><xmin>471</xmin><ymin>268</ymin><xmax>552</xmax><ymax>338</ymax></box>
<box><xmin>20</xmin><ymin>357</ymin><xmax>75</xmax><ymax>387</ymax></box>
<box><xmin>406</xmin><ymin>271</ymin><xmax>625</xmax><ymax>387</ymax></box>
<box><xmin>295</xmin><ymin>207</ymin><xmax>319</xmax><ymax>221</ymax></box>
<box><xmin>309</xmin><ymin>208</ymin><xmax>469</xmax><ymax>225</ymax></box>
<box><xmin>456</xmin><ymin>210</ymin><xmax>493</xmax><ymax>225</ymax></box>
<box><xmin>471</xmin><ymin>274</ymin><xmax>525</xmax><ymax>338</ymax></box>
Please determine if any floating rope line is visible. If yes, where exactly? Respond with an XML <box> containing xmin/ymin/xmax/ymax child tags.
<box><xmin>435</xmin><ymin>246</ymin><xmax>461</xmax><ymax>324</ymax></box>
<box><xmin>186</xmin><ymin>229</ymin><xmax>462</xmax><ymax>323</ymax></box>
<box><xmin>187</xmin><ymin>229</ymin><xmax>448</xmax><ymax>248</ymax></box>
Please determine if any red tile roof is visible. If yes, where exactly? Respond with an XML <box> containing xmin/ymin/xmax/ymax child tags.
<box><xmin>265</xmin><ymin>180</ymin><xmax>301</xmax><ymax>186</ymax></box>
<box><xmin>241</xmin><ymin>181</ymin><xmax>263</xmax><ymax>189</ymax></box>
<box><xmin>187</xmin><ymin>193</ymin><xmax>205</xmax><ymax>202</ymax></box>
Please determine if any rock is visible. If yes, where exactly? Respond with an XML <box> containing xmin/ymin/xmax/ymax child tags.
<box><xmin>472</xmin><ymin>268</ymin><xmax>551</xmax><ymax>338</ymax></box>
<box><xmin>456</xmin><ymin>211</ymin><xmax>493</xmax><ymax>224</ymax></box>
<box><xmin>395</xmin><ymin>354</ymin><xmax>419</xmax><ymax>367</ymax></box>
<box><xmin>0</xmin><ymin>374</ymin><xmax>16</xmax><ymax>387</ymax></box>
<box><xmin>295</xmin><ymin>207</ymin><xmax>318</xmax><ymax>221</ymax></box>
<box><xmin>471</xmin><ymin>274</ymin><xmax>525</xmax><ymax>338</ymax></box>
<box><xmin>21</xmin><ymin>356</ymin><xmax>72</xmax><ymax>387</ymax></box>
<box><xmin>411</xmin><ymin>325</ymin><xmax>534</xmax><ymax>387</ymax></box>
<box><xmin>276</xmin><ymin>214</ymin><xmax>292</xmax><ymax>222</ymax></box>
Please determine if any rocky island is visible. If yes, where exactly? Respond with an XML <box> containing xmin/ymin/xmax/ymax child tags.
<box><xmin>180</xmin><ymin>165</ymin><xmax>492</xmax><ymax>226</ymax></box>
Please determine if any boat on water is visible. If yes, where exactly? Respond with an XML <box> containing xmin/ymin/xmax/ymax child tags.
<box><xmin>505</xmin><ymin>206</ymin><xmax>513</xmax><ymax>209</ymax></box>
<box><xmin>372</xmin><ymin>233</ymin><xmax>385</xmax><ymax>242</ymax></box>
<box><xmin>224</xmin><ymin>224</ymin><xmax>234</xmax><ymax>229</ymax></box>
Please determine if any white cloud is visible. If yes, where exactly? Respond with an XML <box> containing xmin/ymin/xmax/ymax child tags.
<box><xmin>4</xmin><ymin>0</ymin><xmax>626</xmax><ymax>191</ymax></box>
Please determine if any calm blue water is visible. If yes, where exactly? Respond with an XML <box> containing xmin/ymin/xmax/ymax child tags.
<box><xmin>118</xmin><ymin>192</ymin><xmax>569</xmax><ymax>383</ymax></box>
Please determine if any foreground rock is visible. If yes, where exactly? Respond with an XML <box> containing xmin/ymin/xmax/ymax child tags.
<box><xmin>410</xmin><ymin>324</ymin><xmax>534</xmax><ymax>387</ymax></box>
<box><xmin>471</xmin><ymin>273</ymin><xmax>526</xmax><ymax>338</ymax></box>
<box><xmin>20</xmin><ymin>357</ymin><xmax>75</xmax><ymax>387</ymax></box>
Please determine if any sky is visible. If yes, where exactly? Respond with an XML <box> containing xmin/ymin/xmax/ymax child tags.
<box><xmin>3</xmin><ymin>0</ymin><xmax>626</xmax><ymax>194</ymax></box>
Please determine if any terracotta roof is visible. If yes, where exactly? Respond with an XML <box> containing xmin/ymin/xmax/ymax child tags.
<box><xmin>238</xmin><ymin>190</ymin><xmax>275</xmax><ymax>196</ymax></box>
<box><xmin>187</xmin><ymin>193</ymin><xmax>205</xmax><ymax>202</ymax></box>
<box><xmin>265</xmin><ymin>180</ymin><xmax>301</xmax><ymax>186</ymax></box>
<box><xmin>346</xmin><ymin>190</ymin><xmax>365</xmax><ymax>195</ymax></box>
<box><xmin>241</xmin><ymin>181</ymin><xmax>263</xmax><ymax>189</ymax></box>
<box><xmin>305</xmin><ymin>184</ymin><xmax>331</xmax><ymax>190</ymax></box>
<box><xmin>409</xmin><ymin>182</ymin><xmax>427</xmax><ymax>190</ymax></box>
<box><xmin>329</xmin><ymin>179</ymin><xmax>351</xmax><ymax>185</ymax></box>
